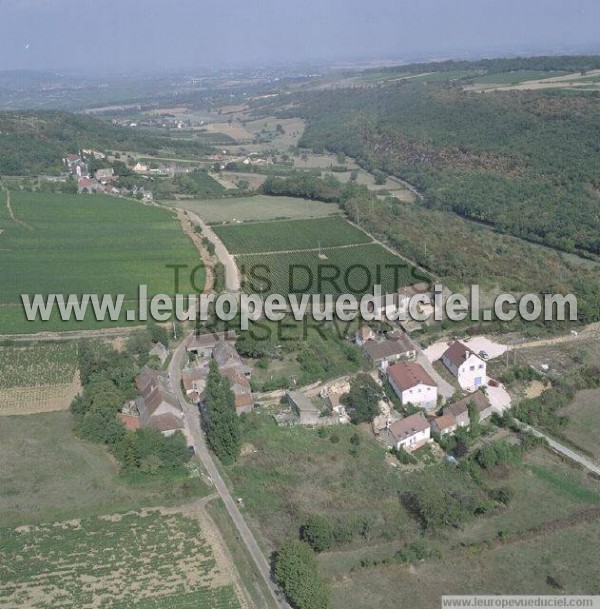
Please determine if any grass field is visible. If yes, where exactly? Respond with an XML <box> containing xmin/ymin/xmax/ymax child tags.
<box><xmin>164</xmin><ymin>195</ymin><xmax>340</xmax><ymax>223</ymax></box>
<box><xmin>470</xmin><ymin>70</ymin><xmax>570</xmax><ymax>85</ymax></box>
<box><xmin>0</xmin><ymin>191</ymin><xmax>203</xmax><ymax>333</ymax></box>
<box><xmin>238</xmin><ymin>243</ymin><xmax>427</xmax><ymax>297</ymax></box>
<box><xmin>559</xmin><ymin>388</ymin><xmax>600</xmax><ymax>460</ymax></box>
<box><xmin>213</xmin><ymin>217</ymin><xmax>371</xmax><ymax>254</ymax></box>
<box><xmin>0</xmin><ymin>410</ymin><xmax>207</xmax><ymax>527</ymax></box>
<box><xmin>0</xmin><ymin>509</ymin><xmax>243</xmax><ymax>609</ymax></box>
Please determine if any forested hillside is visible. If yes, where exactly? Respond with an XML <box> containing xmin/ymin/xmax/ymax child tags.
<box><xmin>0</xmin><ymin>111</ymin><xmax>213</xmax><ymax>175</ymax></box>
<box><xmin>287</xmin><ymin>81</ymin><xmax>600</xmax><ymax>254</ymax></box>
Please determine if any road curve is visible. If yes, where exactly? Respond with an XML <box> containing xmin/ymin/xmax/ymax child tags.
<box><xmin>168</xmin><ymin>335</ymin><xmax>289</xmax><ymax>609</ymax></box>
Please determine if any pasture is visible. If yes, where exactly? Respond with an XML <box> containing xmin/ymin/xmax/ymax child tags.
<box><xmin>213</xmin><ymin>217</ymin><xmax>371</xmax><ymax>254</ymax></box>
<box><xmin>0</xmin><ymin>509</ymin><xmax>243</xmax><ymax>609</ymax></box>
<box><xmin>560</xmin><ymin>388</ymin><xmax>600</xmax><ymax>460</ymax></box>
<box><xmin>165</xmin><ymin>194</ymin><xmax>340</xmax><ymax>223</ymax></box>
<box><xmin>0</xmin><ymin>191</ymin><xmax>203</xmax><ymax>333</ymax></box>
<box><xmin>0</xmin><ymin>410</ymin><xmax>207</xmax><ymax>527</ymax></box>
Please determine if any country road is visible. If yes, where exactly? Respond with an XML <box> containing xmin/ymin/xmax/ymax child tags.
<box><xmin>522</xmin><ymin>423</ymin><xmax>600</xmax><ymax>476</ymax></box>
<box><xmin>168</xmin><ymin>335</ymin><xmax>289</xmax><ymax>609</ymax></box>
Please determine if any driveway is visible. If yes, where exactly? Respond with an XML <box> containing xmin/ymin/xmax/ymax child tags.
<box><xmin>485</xmin><ymin>380</ymin><xmax>511</xmax><ymax>413</ymax></box>
<box><xmin>424</xmin><ymin>336</ymin><xmax>507</xmax><ymax>362</ymax></box>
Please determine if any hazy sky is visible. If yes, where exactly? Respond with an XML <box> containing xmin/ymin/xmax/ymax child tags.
<box><xmin>0</xmin><ymin>0</ymin><xmax>598</xmax><ymax>72</ymax></box>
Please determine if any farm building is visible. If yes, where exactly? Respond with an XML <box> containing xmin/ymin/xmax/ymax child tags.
<box><xmin>187</xmin><ymin>330</ymin><xmax>237</xmax><ymax>357</ymax></box>
<box><xmin>221</xmin><ymin>367</ymin><xmax>254</xmax><ymax>414</ymax></box>
<box><xmin>213</xmin><ymin>340</ymin><xmax>251</xmax><ymax>377</ymax></box>
<box><xmin>355</xmin><ymin>325</ymin><xmax>375</xmax><ymax>346</ymax></box>
<box><xmin>431</xmin><ymin>414</ymin><xmax>457</xmax><ymax>436</ymax></box>
<box><xmin>443</xmin><ymin>390</ymin><xmax>494</xmax><ymax>428</ymax></box>
<box><xmin>182</xmin><ymin>366</ymin><xmax>208</xmax><ymax>401</ymax></box>
<box><xmin>286</xmin><ymin>391</ymin><xmax>321</xmax><ymax>425</ymax></box>
<box><xmin>362</xmin><ymin>331</ymin><xmax>416</xmax><ymax>369</ymax></box>
<box><xmin>384</xmin><ymin>413</ymin><xmax>431</xmax><ymax>452</ymax></box>
<box><xmin>442</xmin><ymin>341</ymin><xmax>486</xmax><ymax>391</ymax></box>
<box><xmin>134</xmin><ymin>367</ymin><xmax>188</xmax><ymax>439</ymax></box>
<box><xmin>386</xmin><ymin>361</ymin><xmax>438</xmax><ymax>410</ymax></box>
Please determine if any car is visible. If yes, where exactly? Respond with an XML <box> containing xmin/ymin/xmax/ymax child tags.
<box><xmin>478</xmin><ymin>350</ymin><xmax>489</xmax><ymax>360</ymax></box>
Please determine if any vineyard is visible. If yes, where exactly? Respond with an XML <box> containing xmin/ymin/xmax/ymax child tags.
<box><xmin>0</xmin><ymin>191</ymin><xmax>203</xmax><ymax>333</ymax></box>
<box><xmin>212</xmin><ymin>216</ymin><xmax>371</xmax><ymax>254</ymax></box>
<box><xmin>0</xmin><ymin>343</ymin><xmax>81</xmax><ymax>415</ymax></box>
<box><xmin>0</xmin><ymin>510</ymin><xmax>243</xmax><ymax>609</ymax></box>
<box><xmin>239</xmin><ymin>243</ymin><xmax>427</xmax><ymax>298</ymax></box>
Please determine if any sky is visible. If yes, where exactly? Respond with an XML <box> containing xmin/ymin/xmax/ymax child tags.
<box><xmin>0</xmin><ymin>0</ymin><xmax>598</xmax><ymax>72</ymax></box>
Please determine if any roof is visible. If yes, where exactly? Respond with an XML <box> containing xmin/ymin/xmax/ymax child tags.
<box><xmin>443</xmin><ymin>390</ymin><xmax>491</xmax><ymax>419</ymax></box>
<box><xmin>181</xmin><ymin>367</ymin><xmax>207</xmax><ymax>392</ymax></box>
<box><xmin>118</xmin><ymin>413</ymin><xmax>141</xmax><ymax>431</ymax></box>
<box><xmin>187</xmin><ymin>330</ymin><xmax>237</xmax><ymax>351</ymax></box>
<box><xmin>389</xmin><ymin>413</ymin><xmax>429</xmax><ymax>442</ymax></box>
<box><xmin>235</xmin><ymin>392</ymin><xmax>254</xmax><ymax>409</ymax></box>
<box><xmin>387</xmin><ymin>362</ymin><xmax>436</xmax><ymax>391</ymax></box>
<box><xmin>432</xmin><ymin>414</ymin><xmax>457</xmax><ymax>432</ymax></box>
<box><xmin>287</xmin><ymin>391</ymin><xmax>319</xmax><ymax>413</ymax></box>
<box><xmin>147</xmin><ymin>413</ymin><xmax>184</xmax><ymax>433</ymax></box>
<box><xmin>443</xmin><ymin>341</ymin><xmax>482</xmax><ymax>368</ymax></box>
<box><xmin>363</xmin><ymin>336</ymin><xmax>415</xmax><ymax>361</ymax></box>
<box><xmin>357</xmin><ymin>326</ymin><xmax>374</xmax><ymax>341</ymax></box>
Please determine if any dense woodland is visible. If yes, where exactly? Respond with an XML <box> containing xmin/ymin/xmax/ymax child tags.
<box><xmin>274</xmin><ymin>65</ymin><xmax>600</xmax><ymax>255</ymax></box>
<box><xmin>0</xmin><ymin>111</ymin><xmax>213</xmax><ymax>175</ymax></box>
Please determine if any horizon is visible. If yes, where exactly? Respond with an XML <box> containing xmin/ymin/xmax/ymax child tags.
<box><xmin>0</xmin><ymin>0</ymin><xmax>598</xmax><ymax>73</ymax></box>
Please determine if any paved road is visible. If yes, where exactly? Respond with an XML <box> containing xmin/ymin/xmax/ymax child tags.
<box><xmin>168</xmin><ymin>336</ymin><xmax>288</xmax><ymax>609</ymax></box>
<box><xmin>522</xmin><ymin>423</ymin><xmax>600</xmax><ymax>476</ymax></box>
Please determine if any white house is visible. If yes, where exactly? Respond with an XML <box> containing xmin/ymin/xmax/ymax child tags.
<box><xmin>441</xmin><ymin>341</ymin><xmax>486</xmax><ymax>391</ymax></box>
<box><xmin>386</xmin><ymin>361</ymin><xmax>438</xmax><ymax>410</ymax></box>
<box><xmin>387</xmin><ymin>413</ymin><xmax>431</xmax><ymax>452</ymax></box>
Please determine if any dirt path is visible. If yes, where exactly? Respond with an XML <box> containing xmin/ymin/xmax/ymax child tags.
<box><xmin>183</xmin><ymin>210</ymin><xmax>241</xmax><ymax>292</ymax></box>
<box><xmin>0</xmin><ymin>325</ymin><xmax>145</xmax><ymax>343</ymax></box>
<box><xmin>176</xmin><ymin>209</ymin><xmax>214</xmax><ymax>293</ymax></box>
<box><xmin>511</xmin><ymin>322</ymin><xmax>600</xmax><ymax>350</ymax></box>
<box><xmin>4</xmin><ymin>190</ymin><xmax>34</xmax><ymax>231</ymax></box>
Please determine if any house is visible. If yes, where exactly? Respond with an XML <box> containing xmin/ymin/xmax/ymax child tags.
<box><xmin>213</xmin><ymin>340</ymin><xmax>251</xmax><ymax>377</ymax></box>
<box><xmin>431</xmin><ymin>414</ymin><xmax>457</xmax><ymax>436</ymax></box>
<box><xmin>287</xmin><ymin>391</ymin><xmax>320</xmax><ymax>425</ymax></box>
<box><xmin>95</xmin><ymin>167</ymin><xmax>114</xmax><ymax>181</ymax></box>
<box><xmin>362</xmin><ymin>332</ymin><xmax>416</xmax><ymax>369</ymax></box>
<box><xmin>117</xmin><ymin>412</ymin><xmax>141</xmax><ymax>431</ymax></box>
<box><xmin>443</xmin><ymin>390</ymin><xmax>494</xmax><ymax>428</ymax></box>
<box><xmin>221</xmin><ymin>367</ymin><xmax>254</xmax><ymax>413</ymax></box>
<box><xmin>77</xmin><ymin>177</ymin><xmax>101</xmax><ymax>193</ymax></box>
<box><xmin>65</xmin><ymin>154</ymin><xmax>81</xmax><ymax>167</ymax></box>
<box><xmin>386</xmin><ymin>413</ymin><xmax>430</xmax><ymax>452</ymax></box>
<box><xmin>370</xmin><ymin>282</ymin><xmax>431</xmax><ymax>320</ymax></box>
<box><xmin>182</xmin><ymin>366</ymin><xmax>208</xmax><ymax>401</ymax></box>
<box><xmin>442</xmin><ymin>341</ymin><xmax>486</xmax><ymax>391</ymax></box>
<box><xmin>187</xmin><ymin>330</ymin><xmax>237</xmax><ymax>357</ymax></box>
<box><xmin>133</xmin><ymin>162</ymin><xmax>149</xmax><ymax>173</ymax></box>
<box><xmin>148</xmin><ymin>342</ymin><xmax>168</xmax><ymax>365</ymax></box>
<box><xmin>386</xmin><ymin>362</ymin><xmax>438</xmax><ymax>410</ymax></box>
<box><xmin>134</xmin><ymin>367</ymin><xmax>186</xmax><ymax>437</ymax></box>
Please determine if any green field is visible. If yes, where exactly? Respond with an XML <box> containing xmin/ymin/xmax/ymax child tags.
<box><xmin>560</xmin><ymin>388</ymin><xmax>600</xmax><ymax>460</ymax></box>
<box><xmin>0</xmin><ymin>342</ymin><xmax>78</xmax><ymax>388</ymax></box>
<box><xmin>213</xmin><ymin>217</ymin><xmax>371</xmax><ymax>254</ymax></box>
<box><xmin>470</xmin><ymin>70</ymin><xmax>570</xmax><ymax>85</ymax></box>
<box><xmin>0</xmin><ymin>510</ymin><xmax>241</xmax><ymax>609</ymax></box>
<box><xmin>0</xmin><ymin>410</ymin><xmax>207</xmax><ymax>527</ymax></box>
<box><xmin>238</xmin><ymin>243</ymin><xmax>426</xmax><ymax>297</ymax></box>
<box><xmin>165</xmin><ymin>195</ymin><xmax>340</xmax><ymax>223</ymax></box>
<box><xmin>0</xmin><ymin>191</ymin><xmax>203</xmax><ymax>333</ymax></box>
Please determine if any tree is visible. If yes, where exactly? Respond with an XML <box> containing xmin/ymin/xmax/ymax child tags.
<box><xmin>273</xmin><ymin>540</ymin><xmax>330</xmax><ymax>609</ymax></box>
<box><xmin>204</xmin><ymin>360</ymin><xmax>241</xmax><ymax>464</ymax></box>
<box><xmin>342</xmin><ymin>373</ymin><xmax>381</xmax><ymax>424</ymax></box>
<box><xmin>468</xmin><ymin>400</ymin><xmax>480</xmax><ymax>436</ymax></box>
<box><xmin>301</xmin><ymin>515</ymin><xmax>334</xmax><ymax>552</ymax></box>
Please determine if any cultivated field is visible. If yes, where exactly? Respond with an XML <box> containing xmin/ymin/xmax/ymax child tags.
<box><xmin>238</xmin><ymin>243</ymin><xmax>426</xmax><ymax>297</ymax></box>
<box><xmin>165</xmin><ymin>195</ymin><xmax>340</xmax><ymax>223</ymax></box>
<box><xmin>213</xmin><ymin>217</ymin><xmax>371</xmax><ymax>254</ymax></box>
<box><xmin>0</xmin><ymin>509</ymin><xmax>244</xmax><ymax>609</ymax></box>
<box><xmin>560</xmin><ymin>388</ymin><xmax>600</xmax><ymax>461</ymax></box>
<box><xmin>0</xmin><ymin>191</ymin><xmax>203</xmax><ymax>333</ymax></box>
<box><xmin>0</xmin><ymin>343</ymin><xmax>80</xmax><ymax>415</ymax></box>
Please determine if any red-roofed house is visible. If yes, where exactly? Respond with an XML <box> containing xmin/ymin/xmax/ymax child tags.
<box><xmin>386</xmin><ymin>362</ymin><xmax>438</xmax><ymax>410</ymax></box>
<box><xmin>442</xmin><ymin>341</ymin><xmax>486</xmax><ymax>391</ymax></box>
